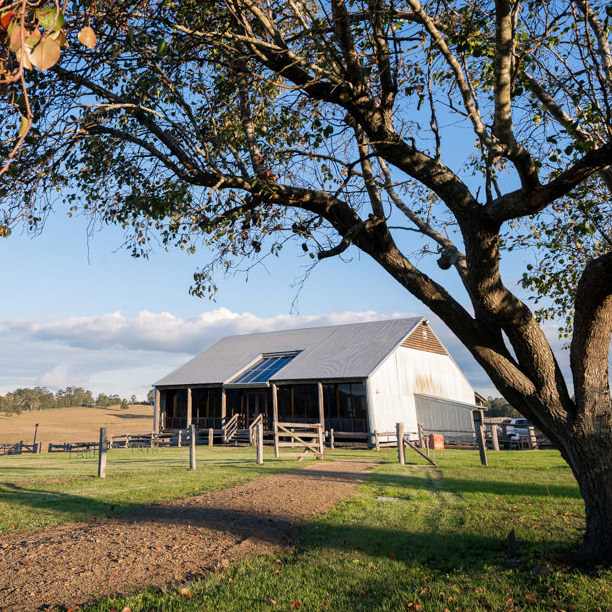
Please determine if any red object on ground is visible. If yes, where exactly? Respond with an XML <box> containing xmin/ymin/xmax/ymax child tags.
<box><xmin>428</xmin><ymin>434</ymin><xmax>444</xmax><ymax>450</ymax></box>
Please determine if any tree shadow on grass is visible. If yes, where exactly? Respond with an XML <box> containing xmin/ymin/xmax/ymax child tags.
<box><xmin>370</xmin><ymin>471</ymin><xmax>581</xmax><ymax>499</ymax></box>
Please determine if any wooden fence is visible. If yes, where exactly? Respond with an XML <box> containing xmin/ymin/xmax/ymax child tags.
<box><xmin>0</xmin><ymin>441</ymin><xmax>40</xmax><ymax>455</ymax></box>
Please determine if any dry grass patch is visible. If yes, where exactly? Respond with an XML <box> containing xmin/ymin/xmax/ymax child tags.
<box><xmin>0</xmin><ymin>405</ymin><xmax>153</xmax><ymax>444</ymax></box>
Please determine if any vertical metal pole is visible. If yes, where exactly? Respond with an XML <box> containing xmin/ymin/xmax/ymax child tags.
<box><xmin>190</xmin><ymin>424</ymin><xmax>196</xmax><ymax>470</ymax></box>
<box><xmin>396</xmin><ymin>422</ymin><xmax>405</xmax><ymax>465</ymax></box>
<box><xmin>98</xmin><ymin>427</ymin><xmax>107</xmax><ymax>479</ymax></box>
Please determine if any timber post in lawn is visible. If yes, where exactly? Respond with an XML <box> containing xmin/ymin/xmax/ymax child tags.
<box><xmin>397</xmin><ymin>422</ymin><xmax>405</xmax><ymax>465</ymax></box>
<box><xmin>256</xmin><ymin>422</ymin><xmax>264</xmax><ymax>465</ymax></box>
<box><xmin>186</xmin><ymin>387</ymin><xmax>193</xmax><ymax>428</ymax></box>
<box><xmin>472</xmin><ymin>409</ymin><xmax>488</xmax><ymax>466</ymax></box>
<box><xmin>98</xmin><ymin>427</ymin><xmax>107</xmax><ymax>478</ymax></box>
<box><xmin>329</xmin><ymin>429</ymin><xmax>335</xmax><ymax>450</ymax></box>
<box><xmin>272</xmin><ymin>383</ymin><xmax>279</xmax><ymax>458</ymax></box>
<box><xmin>189</xmin><ymin>424</ymin><xmax>196</xmax><ymax>470</ymax></box>
<box><xmin>418</xmin><ymin>422</ymin><xmax>425</xmax><ymax>448</ymax></box>
<box><xmin>208</xmin><ymin>427</ymin><xmax>214</xmax><ymax>447</ymax></box>
<box><xmin>490</xmin><ymin>423</ymin><xmax>500</xmax><ymax>451</ymax></box>
<box><xmin>317</xmin><ymin>424</ymin><xmax>325</xmax><ymax>457</ymax></box>
<box><xmin>528</xmin><ymin>426</ymin><xmax>538</xmax><ymax>450</ymax></box>
<box><xmin>375</xmin><ymin>431</ymin><xmax>380</xmax><ymax>452</ymax></box>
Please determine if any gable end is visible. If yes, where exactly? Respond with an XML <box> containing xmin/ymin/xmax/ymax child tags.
<box><xmin>401</xmin><ymin>322</ymin><xmax>448</xmax><ymax>356</ymax></box>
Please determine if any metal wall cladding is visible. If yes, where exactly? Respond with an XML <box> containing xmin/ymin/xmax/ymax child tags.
<box><xmin>414</xmin><ymin>394</ymin><xmax>476</xmax><ymax>439</ymax></box>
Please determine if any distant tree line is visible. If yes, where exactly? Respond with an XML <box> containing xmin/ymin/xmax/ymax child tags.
<box><xmin>485</xmin><ymin>397</ymin><xmax>521</xmax><ymax>419</ymax></box>
<box><xmin>0</xmin><ymin>386</ymin><xmax>152</xmax><ymax>416</ymax></box>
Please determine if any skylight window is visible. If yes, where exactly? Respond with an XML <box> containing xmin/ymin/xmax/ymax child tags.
<box><xmin>231</xmin><ymin>352</ymin><xmax>299</xmax><ymax>384</ymax></box>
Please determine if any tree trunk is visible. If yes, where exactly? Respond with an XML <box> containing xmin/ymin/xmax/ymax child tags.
<box><xmin>561</xmin><ymin>432</ymin><xmax>612</xmax><ymax>562</ymax></box>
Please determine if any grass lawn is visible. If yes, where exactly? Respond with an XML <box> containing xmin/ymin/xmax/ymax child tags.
<box><xmin>0</xmin><ymin>446</ymin><xmax>299</xmax><ymax>532</ymax></box>
<box><xmin>84</xmin><ymin>449</ymin><xmax>612</xmax><ymax>612</ymax></box>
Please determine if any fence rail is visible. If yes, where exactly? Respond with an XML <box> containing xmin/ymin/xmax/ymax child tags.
<box><xmin>0</xmin><ymin>441</ymin><xmax>39</xmax><ymax>455</ymax></box>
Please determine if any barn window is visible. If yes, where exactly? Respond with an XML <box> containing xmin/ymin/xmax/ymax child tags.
<box><xmin>322</xmin><ymin>382</ymin><xmax>367</xmax><ymax>432</ymax></box>
<box><xmin>231</xmin><ymin>352</ymin><xmax>299</xmax><ymax>384</ymax></box>
<box><xmin>192</xmin><ymin>388</ymin><xmax>223</xmax><ymax>429</ymax></box>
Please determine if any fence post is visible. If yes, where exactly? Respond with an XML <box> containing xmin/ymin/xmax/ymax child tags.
<box><xmin>256</xmin><ymin>422</ymin><xmax>264</xmax><ymax>465</ymax></box>
<box><xmin>472</xmin><ymin>410</ymin><xmax>488</xmax><ymax>467</ymax></box>
<box><xmin>418</xmin><ymin>423</ymin><xmax>425</xmax><ymax>448</ymax></box>
<box><xmin>208</xmin><ymin>428</ymin><xmax>214</xmax><ymax>447</ymax></box>
<box><xmin>528</xmin><ymin>426</ymin><xmax>538</xmax><ymax>450</ymax></box>
<box><xmin>98</xmin><ymin>427</ymin><xmax>107</xmax><ymax>478</ymax></box>
<box><xmin>189</xmin><ymin>424</ymin><xmax>196</xmax><ymax>470</ymax></box>
<box><xmin>396</xmin><ymin>422</ymin><xmax>405</xmax><ymax>465</ymax></box>
<box><xmin>329</xmin><ymin>428</ymin><xmax>335</xmax><ymax>450</ymax></box>
<box><xmin>317</xmin><ymin>424</ymin><xmax>325</xmax><ymax>458</ymax></box>
<box><xmin>177</xmin><ymin>431</ymin><xmax>182</xmax><ymax>447</ymax></box>
<box><xmin>490</xmin><ymin>423</ymin><xmax>500</xmax><ymax>451</ymax></box>
<box><xmin>274</xmin><ymin>422</ymin><xmax>280</xmax><ymax>458</ymax></box>
<box><xmin>19</xmin><ymin>441</ymin><xmax>23</xmax><ymax>454</ymax></box>
<box><xmin>375</xmin><ymin>431</ymin><xmax>380</xmax><ymax>452</ymax></box>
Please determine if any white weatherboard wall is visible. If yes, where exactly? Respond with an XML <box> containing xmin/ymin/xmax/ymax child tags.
<box><xmin>398</xmin><ymin>346</ymin><xmax>475</xmax><ymax>404</ymax></box>
<box><xmin>367</xmin><ymin>345</ymin><xmax>476</xmax><ymax>439</ymax></box>
<box><xmin>367</xmin><ymin>347</ymin><xmax>418</xmax><ymax>438</ymax></box>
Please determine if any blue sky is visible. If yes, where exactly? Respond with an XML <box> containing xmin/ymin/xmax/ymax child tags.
<box><xmin>0</xmin><ymin>204</ymin><xmax>574</xmax><ymax>401</ymax></box>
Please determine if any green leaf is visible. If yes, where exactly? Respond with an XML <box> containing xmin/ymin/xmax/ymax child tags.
<box><xmin>35</xmin><ymin>6</ymin><xmax>65</xmax><ymax>31</ymax></box>
<box><xmin>157</xmin><ymin>39</ymin><xmax>169</xmax><ymax>56</ymax></box>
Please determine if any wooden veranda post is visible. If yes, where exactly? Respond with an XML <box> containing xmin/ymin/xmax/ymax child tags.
<box><xmin>189</xmin><ymin>424</ymin><xmax>196</xmax><ymax>470</ymax></box>
<box><xmin>317</xmin><ymin>381</ymin><xmax>325</xmax><ymax>432</ymax></box>
<box><xmin>396</xmin><ymin>422</ymin><xmax>405</xmax><ymax>465</ymax></box>
<box><xmin>472</xmin><ymin>409</ymin><xmax>488</xmax><ymax>467</ymax></box>
<box><xmin>153</xmin><ymin>387</ymin><xmax>161</xmax><ymax>433</ymax></box>
<box><xmin>221</xmin><ymin>388</ymin><xmax>227</xmax><ymax>424</ymax></box>
<box><xmin>256</xmin><ymin>422</ymin><xmax>264</xmax><ymax>465</ymax></box>
<box><xmin>98</xmin><ymin>427</ymin><xmax>107</xmax><ymax>479</ymax></box>
<box><xmin>272</xmin><ymin>383</ymin><xmax>279</xmax><ymax>458</ymax></box>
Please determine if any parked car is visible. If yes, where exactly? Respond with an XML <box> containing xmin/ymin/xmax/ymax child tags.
<box><xmin>503</xmin><ymin>418</ymin><xmax>531</xmax><ymax>437</ymax></box>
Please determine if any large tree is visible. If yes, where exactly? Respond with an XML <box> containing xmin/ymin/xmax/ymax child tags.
<box><xmin>2</xmin><ymin>0</ymin><xmax>612</xmax><ymax>560</ymax></box>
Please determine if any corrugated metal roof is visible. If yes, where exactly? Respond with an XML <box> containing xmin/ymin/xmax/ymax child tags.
<box><xmin>154</xmin><ymin>317</ymin><xmax>422</xmax><ymax>387</ymax></box>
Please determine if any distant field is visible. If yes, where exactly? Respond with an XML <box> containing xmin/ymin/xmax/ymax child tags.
<box><xmin>0</xmin><ymin>405</ymin><xmax>154</xmax><ymax>444</ymax></box>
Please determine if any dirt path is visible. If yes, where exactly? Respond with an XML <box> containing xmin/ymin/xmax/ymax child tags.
<box><xmin>0</xmin><ymin>459</ymin><xmax>375</xmax><ymax>612</ymax></box>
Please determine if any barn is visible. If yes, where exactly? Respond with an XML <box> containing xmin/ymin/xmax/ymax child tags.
<box><xmin>152</xmin><ymin>318</ymin><xmax>480</xmax><ymax>443</ymax></box>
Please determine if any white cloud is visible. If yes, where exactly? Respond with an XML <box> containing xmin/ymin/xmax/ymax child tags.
<box><xmin>7</xmin><ymin>308</ymin><xmax>403</xmax><ymax>354</ymax></box>
<box><xmin>0</xmin><ymin>308</ymin><xmax>417</xmax><ymax>398</ymax></box>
